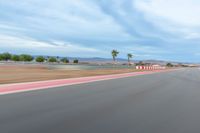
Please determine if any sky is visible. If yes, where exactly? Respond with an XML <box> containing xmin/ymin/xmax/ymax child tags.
<box><xmin>1</xmin><ymin>0</ymin><xmax>200</xmax><ymax>62</ymax></box>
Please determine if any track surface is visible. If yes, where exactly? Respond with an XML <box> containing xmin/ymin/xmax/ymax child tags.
<box><xmin>1</xmin><ymin>68</ymin><xmax>200</xmax><ymax>133</ymax></box>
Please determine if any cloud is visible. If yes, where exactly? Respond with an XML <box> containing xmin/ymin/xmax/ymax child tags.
<box><xmin>0</xmin><ymin>0</ymin><xmax>200</xmax><ymax>62</ymax></box>
<box><xmin>0</xmin><ymin>34</ymin><xmax>105</xmax><ymax>57</ymax></box>
<box><xmin>97</xmin><ymin>0</ymin><xmax>170</xmax><ymax>39</ymax></box>
<box><xmin>0</xmin><ymin>0</ymin><xmax>127</xmax><ymax>41</ymax></box>
<box><xmin>135</xmin><ymin>0</ymin><xmax>200</xmax><ymax>27</ymax></box>
<box><xmin>135</xmin><ymin>0</ymin><xmax>200</xmax><ymax>39</ymax></box>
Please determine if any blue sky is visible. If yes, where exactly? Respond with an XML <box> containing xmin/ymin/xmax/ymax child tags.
<box><xmin>1</xmin><ymin>0</ymin><xmax>200</xmax><ymax>62</ymax></box>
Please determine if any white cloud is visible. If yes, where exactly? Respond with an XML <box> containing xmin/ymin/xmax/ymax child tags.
<box><xmin>134</xmin><ymin>0</ymin><xmax>200</xmax><ymax>39</ymax></box>
<box><xmin>185</xmin><ymin>32</ymin><xmax>200</xmax><ymax>39</ymax></box>
<box><xmin>1</xmin><ymin>0</ymin><xmax>200</xmax><ymax>61</ymax></box>
<box><xmin>0</xmin><ymin>0</ymin><xmax>127</xmax><ymax>39</ymax></box>
<box><xmin>123</xmin><ymin>45</ymin><xmax>170</xmax><ymax>54</ymax></box>
<box><xmin>0</xmin><ymin>34</ymin><xmax>53</xmax><ymax>48</ymax></box>
<box><xmin>135</xmin><ymin>0</ymin><xmax>200</xmax><ymax>27</ymax></box>
<box><xmin>0</xmin><ymin>34</ymin><xmax>105</xmax><ymax>56</ymax></box>
<box><xmin>51</xmin><ymin>41</ymin><xmax>100</xmax><ymax>52</ymax></box>
<box><xmin>0</xmin><ymin>23</ymin><xmax>26</xmax><ymax>31</ymax></box>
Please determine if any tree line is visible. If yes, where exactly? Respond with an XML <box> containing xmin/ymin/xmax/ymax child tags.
<box><xmin>0</xmin><ymin>51</ymin><xmax>174</xmax><ymax>67</ymax></box>
<box><xmin>0</xmin><ymin>50</ymin><xmax>133</xmax><ymax>64</ymax></box>
<box><xmin>0</xmin><ymin>52</ymin><xmax>79</xmax><ymax>63</ymax></box>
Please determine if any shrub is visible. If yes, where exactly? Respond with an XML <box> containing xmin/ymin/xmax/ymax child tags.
<box><xmin>36</xmin><ymin>56</ymin><xmax>45</xmax><ymax>62</ymax></box>
<box><xmin>166</xmin><ymin>63</ymin><xmax>173</xmax><ymax>67</ymax></box>
<box><xmin>11</xmin><ymin>55</ymin><xmax>20</xmax><ymax>61</ymax></box>
<box><xmin>61</xmin><ymin>58</ymin><xmax>69</xmax><ymax>63</ymax></box>
<box><xmin>0</xmin><ymin>52</ymin><xmax>12</xmax><ymax>61</ymax></box>
<box><xmin>137</xmin><ymin>61</ymin><xmax>144</xmax><ymax>66</ymax></box>
<box><xmin>48</xmin><ymin>57</ymin><xmax>57</xmax><ymax>62</ymax></box>
<box><xmin>0</xmin><ymin>54</ymin><xmax>3</xmax><ymax>61</ymax></box>
<box><xmin>73</xmin><ymin>59</ymin><xmax>79</xmax><ymax>64</ymax></box>
<box><xmin>19</xmin><ymin>54</ymin><xmax>33</xmax><ymax>62</ymax></box>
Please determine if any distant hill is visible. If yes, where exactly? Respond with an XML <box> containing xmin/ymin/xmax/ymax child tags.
<box><xmin>33</xmin><ymin>55</ymin><xmax>192</xmax><ymax>65</ymax></box>
<box><xmin>67</xmin><ymin>57</ymin><xmax>186</xmax><ymax>64</ymax></box>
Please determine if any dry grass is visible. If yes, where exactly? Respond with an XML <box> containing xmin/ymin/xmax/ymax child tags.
<box><xmin>0</xmin><ymin>64</ymin><xmax>141</xmax><ymax>84</ymax></box>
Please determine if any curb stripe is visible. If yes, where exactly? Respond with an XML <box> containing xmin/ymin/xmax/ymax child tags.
<box><xmin>0</xmin><ymin>69</ymin><xmax>175</xmax><ymax>95</ymax></box>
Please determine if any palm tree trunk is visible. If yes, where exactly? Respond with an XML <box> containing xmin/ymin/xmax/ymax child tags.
<box><xmin>113</xmin><ymin>56</ymin><xmax>116</xmax><ymax>64</ymax></box>
<box><xmin>128</xmin><ymin>57</ymin><xmax>130</xmax><ymax>65</ymax></box>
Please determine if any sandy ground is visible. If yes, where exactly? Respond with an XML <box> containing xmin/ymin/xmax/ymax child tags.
<box><xmin>0</xmin><ymin>64</ymin><xmax>142</xmax><ymax>84</ymax></box>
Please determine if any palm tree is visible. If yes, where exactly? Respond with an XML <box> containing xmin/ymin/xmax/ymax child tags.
<box><xmin>127</xmin><ymin>53</ymin><xmax>133</xmax><ymax>65</ymax></box>
<box><xmin>111</xmin><ymin>50</ymin><xmax>119</xmax><ymax>63</ymax></box>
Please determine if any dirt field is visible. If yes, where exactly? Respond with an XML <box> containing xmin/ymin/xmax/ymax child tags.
<box><xmin>0</xmin><ymin>64</ymin><xmax>141</xmax><ymax>84</ymax></box>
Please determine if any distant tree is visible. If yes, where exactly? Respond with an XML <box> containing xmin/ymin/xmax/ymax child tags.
<box><xmin>0</xmin><ymin>54</ymin><xmax>3</xmax><ymax>61</ymax></box>
<box><xmin>1</xmin><ymin>52</ymin><xmax>12</xmax><ymax>61</ymax></box>
<box><xmin>48</xmin><ymin>57</ymin><xmax>57</xmax><ymax>62</ymax></box>
<box><xmin>127</xmin><ymin>53</ymin><xmax>133</xmax><ymax>65</ymax></box>
<box><xmin>61</xmin><ymin>58</ymin><xmax>69</xmax><ymax>63</ymax></box>
<box><xmin>36</xmin><ymin>56</ymin><xmax>45</xmax><ymax>62</ymax></box>
<box><xmin>73</xmin><ymin>59</ymin><xmax>79</xmax><ymax>64</ymax></box>
<box><xmin>111</xmin><ymin>50</ymin><xmax>119</xmax><ymax>62</ymax></box>
<box><xmin>11</xmin><ymin>55</ymin><xmax>20</xmax><ymax>61</ymax></box>
<box><xmin>19</xmin><ymin>54</ymin><xmax>33</xmax><ymax>62</ymax></box>
<box><xmin>166</xmin><ymin>63</ymin><xmax>173</xmax><ymax>67</ymax></box>
<box><xmin>137</xmin><ymin>61</ymin><xmax>144</xmax><ymax>66</ymax></box>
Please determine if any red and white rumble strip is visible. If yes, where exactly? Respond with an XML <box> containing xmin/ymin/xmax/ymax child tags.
<box><xmin>136</xmin><ymin>65</ymin><xmax>166</xmax><ymax>70</ymax></box>
<box><xmin>0</xmin><ymin>69</ymin><xmax>173</xmax><ymax>95</ymax></box>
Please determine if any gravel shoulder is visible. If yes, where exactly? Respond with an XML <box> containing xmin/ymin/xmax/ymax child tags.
<box><xmin>0</xmin><ymin>64</ymin><xmax>142</xmax><ymax>84</ymax></box>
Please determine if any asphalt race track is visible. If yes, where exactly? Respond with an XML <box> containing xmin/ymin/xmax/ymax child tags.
<box><xmin>1</xmin><ymin>68</ymin><xmax>200</xmax><ymax>133</ymax></box>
